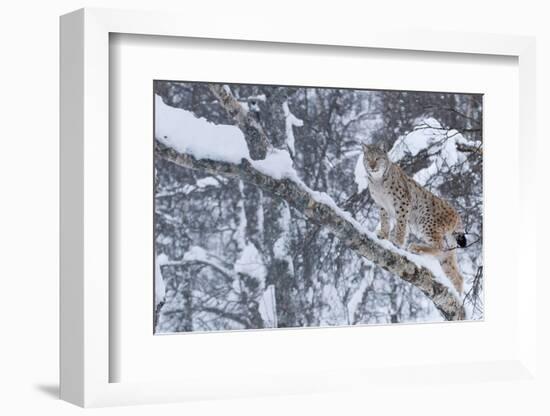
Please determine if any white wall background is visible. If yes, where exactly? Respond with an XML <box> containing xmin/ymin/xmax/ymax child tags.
<box><xmin>0</xmin><ymin>0</ymin><xmax>547</xmax><ymax>414</ymax></box>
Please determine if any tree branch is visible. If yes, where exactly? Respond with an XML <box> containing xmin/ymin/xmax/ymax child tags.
<box><xmin>456</xmin><ymin>143</ymin><xmax>483</xmax><ymax>155</ymax></box>
<box><xmin>156</xmin><ymin>140</ymin><xmax>465</xmax><ymax>321</ymax></box>
<box><xmin>199</xmin><ymin>306</ymin><xmax>255</xmax><ymax>328</ymax></box>
<box><xmin>208</xmin><ymin>84</ymin><xmax>270</xmax><ymax>160</ymax></box>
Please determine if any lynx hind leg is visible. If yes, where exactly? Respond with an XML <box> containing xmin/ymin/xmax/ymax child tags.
<box><xmin>440</xmin><ymin>251</ymin><xmax>464</xmax><ymax>295</ymax></box>
<box><xmin>409</xmin><ymin>233</ymin><xmax>463</xmax><ymax>295</ymax></box>
<box><xmin>408</xmin><ymin>232</ymin><xmax>444</xmax><ymax>256</ymax></box>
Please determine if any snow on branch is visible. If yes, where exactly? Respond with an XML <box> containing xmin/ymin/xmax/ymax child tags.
<box><xmin>156</xmin><ymin>139</ymin><xmax>465</xmax><ymax>321</ymax></box>
<box><xmin>207</xmin><ymin>84</ymin><xmax>270</xmax><ymax>160</ymax></box>
<box><xmin>282</xmin><ymin>101</ymin><xmax>303</xmax><ymax>156</ymax></box>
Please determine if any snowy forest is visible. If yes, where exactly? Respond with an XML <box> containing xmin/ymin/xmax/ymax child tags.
<box><xmin>154</xmin><ymin>81</ymin><xmax>483</xmax><ymax>334</ymax></box>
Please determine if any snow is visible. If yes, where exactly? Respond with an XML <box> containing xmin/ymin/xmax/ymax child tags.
<box><xmin>354</xmin><ymin>152</ymin><xmax>368</xmax><ymax>192</ymax></box>
<box><xmin>347</xmin><ymin>269</ymin><xmax>372</xmax><ymax>324</ymax></box>
<box><xmin>248</xmin><ymin>94</ymin><xmax>267</xmax><ymax>102</ymax></box>
<box><xmin>272</xmin><ymin>203</ymin><xmax>295</xmax><ymax>274</ymax></box>
<box><xmin>455</xmin><ymin>131</ymin><xmax>482</xmax><ymax>148</ymax></box>
<box><xmin>390</xmin><ymin>118</ymin><xmax>442</xmax><ymax>160</ymax></box>
<box><xmin>273</xmin><ymin>205</ymin><xmax>291</xmax><ymax>260</ymax></box>
<box><xmin>354</xmin><ymin>115</ymin><xmax>470</xmax><ymax>193</ymax></box>
<box><xmin>155</xmin><ymin>94</ymin><xmax>249</xmax><ymax>163</ymax></box>
<box><xmin>235</xmin><ymin>243</ymin><xmax>267</xmax><ymax>288</ymax></box>
<box><xmin>156</xmin><ymin>95</ymin><xmax>303</xmax><ymax>184</ymax></box>
<box><xmin>258</xmin><ymin>284</ymin><xmax>277</xmax><ymax>327</ymax></box>
<box><xmin>195</xmin><ymin>177</ymin><xmax>219</xmax><ymax>188</ymax></box>
<box><xmin>156</xmin><ymin>95</ymin><xmax>298</xmax><ymax>183</ymax></box>
<box><xmin>182</xmin><ymin>246</ymin><xmax>234</xmax><ymax>278</ymax></box>
<box><xmin>282</xmin><ymin>101</ymin><xmax>303</xmax><ymax>155</ymax></box>
<box><xmin>183</xmin><ymin>245</ymin><xmax>208</xmax><ymax>262</ymax></box>
<box><xmin>155</xmin><ymin>253</ymin><xmax>169</xmax><ymax>306</ymax></box>
<box><xmin>251</xmin><ymin>148</ymin><xmax>297</xmax><ymax>180</ymax></box>
<box><xmin>235</xmin><ymin>180</ymin><xmax>247</xmax><ymax>251</ymax></box>
<box><xmin>156</xmin><ymin>177</ymin><xmax>221</xmax><ymax>198</ymax></box>
<box><xmin>362</xmin><ymin>229</ymin><xmax>459</xmax><ymax>298</ymax></box>
<box><xmin>389</xmin><ymin>117</ymin><xmax>467</xmax><ymax>186</ymax></box>
<box><xmin>403</xmin><ymin>251</ymin><xmax>461</xmax><ymax>299</ymax></box>
<box><xmin>306</xmin><ymin>186</ymin><xmax>372</xmax><ymax>237</ymax></box>
<box><xmin>273</xmin><ymin>237</ymin><xmax>285</xmax><ymax>260</ymax></box>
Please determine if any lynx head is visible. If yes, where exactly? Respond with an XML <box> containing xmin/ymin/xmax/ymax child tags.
<box><xmin>362</xmin><ymin>143</ymin><xmax>390</xmax><ymax>178</ymax></box>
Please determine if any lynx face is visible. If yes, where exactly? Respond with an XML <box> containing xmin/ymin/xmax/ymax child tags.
<box><xmin>362</xmin><ymin>144</ymin><xmax>389</xmax><ymax>179</ymax></box>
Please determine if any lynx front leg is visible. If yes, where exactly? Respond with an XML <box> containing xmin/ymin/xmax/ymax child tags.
<box><xmin>377</xmin><ymin>207</ymin><xmax>390</xmax><ymax>240</ymax></box>
<box><xmin>390</xmin><ymin>208</ymin><xmax>410</xmax><ymax>247</ymax></box>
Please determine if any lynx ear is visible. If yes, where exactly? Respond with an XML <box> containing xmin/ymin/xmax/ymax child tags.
<box><xmin>380</xmin><ymin>141</ymin><xmax>389</xmax><ymax>153</ymax></box>
<box><xmin>362</xmin><ymin>143</ymin><xmax>369</xmax><ymax>153</ymax></box>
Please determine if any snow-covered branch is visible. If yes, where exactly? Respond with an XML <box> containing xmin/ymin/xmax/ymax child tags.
<box><xmin>156</xmin><ymin>139</ymin><xmax>465</xmax><ymax>320</ymax></box>
<box><xmin>282</xmin><ymin>101</ymin><xmax>303</xmax><ymax>156</ymax></box>
<box><xmin>208</xmin><ymin>84</ymin><xmax>270</xmax><ymax>160</ymax></box>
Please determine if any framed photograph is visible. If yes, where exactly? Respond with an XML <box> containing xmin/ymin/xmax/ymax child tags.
<box><xmin>60</xmin><ymin>8</ymin><xmax>538</xmax><ymax>408</ymax></box>
<box><xmin>153</xmin><ymin>80</ymin><xmax>483</xmax><ymax>334</ymax></box>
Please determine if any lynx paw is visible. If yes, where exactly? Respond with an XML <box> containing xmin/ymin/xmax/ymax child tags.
<box><xmin>390</xmin><ymin>237</ymin><xmax>404</xmax><ymax>248</ymax></box>
<box><xmin>408</xmin><ymin>243</ymin><xmax>422</xmax><ymax>254</ymax></box>
<box><xmin>377</xmin><ymin>230</ymin><xmax>389</xmax><ymax>240</ymax></box>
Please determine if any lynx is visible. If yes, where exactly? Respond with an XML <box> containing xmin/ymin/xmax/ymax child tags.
<box><xmin>362</xmin><ymin>143</ymin><xmax>466</xmax><ymax>294</ymax></box>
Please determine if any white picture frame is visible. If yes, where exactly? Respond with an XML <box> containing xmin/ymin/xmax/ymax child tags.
<box><xmin>60</xmin><ymin>7</ymin><xmax>538</xmax><ymax>408</ymax></box>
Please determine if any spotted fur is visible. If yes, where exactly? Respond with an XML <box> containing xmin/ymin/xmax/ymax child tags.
<box><xmin>362</xmin><ymin>144</ymin><xmax>465</xmax><ymax>294</ymax></box>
